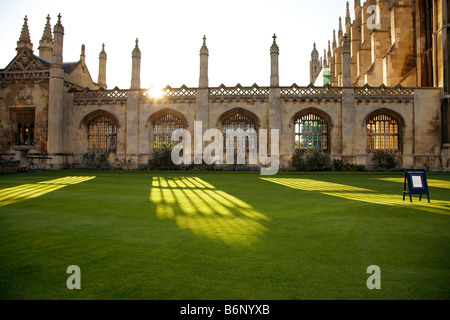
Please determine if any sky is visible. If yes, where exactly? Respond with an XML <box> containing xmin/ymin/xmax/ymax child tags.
<box><xmin>0</xmin><ymin>0</ymin><xmax>354</xmax><ymax>89</ymax></box>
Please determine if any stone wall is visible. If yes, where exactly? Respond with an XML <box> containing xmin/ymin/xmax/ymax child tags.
<box><xmin>0</xmin><ymin>81</ymin><xmax>49</xmax><ymax>154</ymax></box>
<box><xmin>60</xmin><ymin>84</ymin><xmax>442</xmax><ymax>170</ymax></box>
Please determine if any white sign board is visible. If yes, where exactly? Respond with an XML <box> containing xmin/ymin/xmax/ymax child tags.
<box><xmin>411</xmin><ymin>175</ymin><xmax>423</xmax><ymax>189</ymax></box>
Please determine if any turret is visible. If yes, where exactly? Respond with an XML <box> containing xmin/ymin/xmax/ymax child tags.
<box><xmin>270</xmin><ymin>33</ymin><xmax>279</xmax><ymax>87</ymax></box>
<box><xmin>199</xmin><ymin>36</ymin><xmax>209</xmax><ymax>88</ymax></box>
<box><xmin>80</xmin><ymin>44</ymin><xmax>86</xmax><ymax>66</ymax></box>
<box><xmin>98</xmin><ymin>43</ymin><xmax>107</xmax><ymax>89</ymax></box>
<box><xmin>48</xmin><ymin>14</ymin><xmax>65</xmax><ymax>167</ymax></box>
<box><xmin>52</xmin><ymin>14</ymin><xmax>64</xmax><ymax>67</ymax></box>
<box><xmin>131</xmin><ymin>38</ymin><xmax>141</xmax><ymax>90</ymax></box>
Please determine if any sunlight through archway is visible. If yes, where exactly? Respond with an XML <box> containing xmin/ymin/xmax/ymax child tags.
<box><xmin>321</xmin><ymin>192</ymin><xmax>450</xmax><ymax>215</ymax></box>
<box><xmin>0</xmin><ymin>176</ymin><xmax>96</xmax><ymax>207</ymax></box>
<box><xmin>260</xmin><ymin>178</ymin><xmax>373</xmax><ymax>192</ymax></box>
<box><xmin>375</xmin><ymin>178</ymin><xmax>450</xmax><ymax>190</ymax></box>
<box><xmin>150</xmin><ymin>177</ymin><xmax>270</xmax><ymax>247</ymax></box>
<box><xmin>261</xmin><ymin>177</ymin><xmax>450</xmax><ymax>216</ymax></box>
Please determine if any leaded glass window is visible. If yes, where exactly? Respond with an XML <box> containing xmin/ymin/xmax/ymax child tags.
<box><xmin>294</xmin><ymin>113</ymin><xmax>328</xmax><ymax>151</ymax></box>
<box><xmin>11</xmin><ymin>109</ymin><xmax>35</xmax><ymax>146</ymax></box>
<box><xmin>366</xmin><ymin>114</ymin><xmax>400</xmax><ymax>152</ymax></box>
<box><xmin>88</xmin><ymin>115</ymin><xmax>117</xmax><ymax>153</ymax></box>
<box><xmin>152</xmin><ymin>113</ymin><xmax>186</xmax><ymax>150</ymax></box>
<box><xmin>222</xmin><ymin>112</ymin><xmax>257</xmax><ymax>152</ymax></box>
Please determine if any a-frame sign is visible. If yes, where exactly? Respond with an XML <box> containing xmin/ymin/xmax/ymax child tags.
<box><xmin>403</xmin><ymin>169</ymin><xmax>430</xmax><ymax>203</ymax></box>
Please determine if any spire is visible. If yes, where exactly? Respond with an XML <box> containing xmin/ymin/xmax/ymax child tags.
<box><xmin>41</xmin><ymin>15</ymin><xmax>53</xmax><ymax>42</ymax></box>
<box><xmin>338</xmin><ymin>17</ymin><xmax>343</xmax><ymax>41</ymax></box>
<box><xmin>342</xmin><ymin>34</ymin><xmax>351</xmax><ymax>87</ymax></box>
<box><xmin>39</xmin><ymin>15</ymin><xmax>53</xmax><ymax>61</ymax></box>
<box><xmin>271</xmin><ymin>33</ymin><xmax>279</xmax><ymax>55</ymax></box>
<box><xmin>311</xmin><ymin>43</ymin><xmax>319</xmax><ymax>56</ymax></box>
<box><xmin>100</xmin><ymin>43</ymin><xmax>107</xmax><ymax>56</ymax></box>
<box><xmin>54</xmin><ymin>13</ymin><xmax>64</xmax><ymax>34</ymax></box>
<box><xmin>132</xmin><ymin>38</ymin><xmax>141</xmax><ymax>57</ymax></box>
<box><xmin>17</xmin><ymin>15</ymin><xmax>33</xmax><ymax>51</ymax></box>
<box><xmin>19</xmin><ymin>16</ymin><xmax>31</xmax><ymax>43</ymax></box>
<box><xmin>327</xmin><ymin>40</ymin><xmax>332</xmax><ymax>63</ymax></box>
<box><xmin>354</xmin><ymin>0</ymin><xmax>362</xmax><ymax>21</ymax></box>
<box><xmin>310</xmin><ymin>42</ymin><xmax>322</xmax><ymax>84</ymax></box>
<box><xmin>323</xmin><ymin>49</ymin><xmax>328</xmax><ymax>67</ymax></box>
<box><xmin>345</xmin><ymin>2</ymin><xmax>352</xmax><ymax>39</ymax></box>
<box><xmin>332</xmin><ymin>29</ymin><xmax>337</xmax><ymax>52</ymax></box>
<box><xmin>345</xmin><ymin>2</ymin><xmax>351</xmax><ymax>26</ymax></box>
<box><xmin>200</xmin><ymin>35</ymin><xmax>209</xmax><ymax>56</ymax></box>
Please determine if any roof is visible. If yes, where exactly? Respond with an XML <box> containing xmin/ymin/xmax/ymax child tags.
<box><xmin>33</xmin><ymin>55</ymin><xmax>52</xmax><ymax>68</ymax></box>
<box><xmin>62</xmin><ymin>61</ymin><xmax>80</xmax><ymax>73</ymax></box>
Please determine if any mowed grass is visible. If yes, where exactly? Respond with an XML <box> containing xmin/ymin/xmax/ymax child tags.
<box><xmin>0</xmin><ymin>169</ymin><xmax>449</xmax><ymax>300</ymax></box>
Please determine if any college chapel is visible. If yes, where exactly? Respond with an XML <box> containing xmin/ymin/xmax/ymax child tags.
<box><xmin>0</xmin><ymin>0</ymin><xmax>449</xmax><ymax>171</ymax></box>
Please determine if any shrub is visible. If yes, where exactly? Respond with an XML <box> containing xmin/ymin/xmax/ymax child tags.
<box><xmin>371</xmin><ymin>150</ymin><xmax>398</xmax><ymax>170</ymax></box>
<box><xmin>149</xmin><ymin>145</ymin><xmax>175</xmax><ymax>169</ymax></box>
<box><xmin>83</xmin><ymin>151</ymin><xmax>110</xmax><ymax>169</ymax></box>
<box><xmin>114</xmin><ymin>156</ymin><xmax>136</xmax><ymax>170</ymax></box>
<box><xmin>332</xmin><ymin>159</ymin><xmax>344</xmax><ymax>171</ymax></box>
<box><xmin>333</xmin><ymin>159</ymin><xmax>366</xmax><ymax>172</ymax></box>
<box><xmin>306</xmin><ymin>151</ymin><xmax>332</xmax><ymax>171</ymax></box>
<box><xmin>292</xmin><ymin>149</ymin><xmax>332</xmax><ymax>171</ymax></box>
<box><xmin>292</xmin><ymin>149</ymin><xmax>307</xmax><ymax>171</ymax></box>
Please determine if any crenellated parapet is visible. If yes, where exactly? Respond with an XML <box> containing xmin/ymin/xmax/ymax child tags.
<box><xmin>72</xmin><ymin>86</ymin><xmax>128</xmax><ymax>105</ymax></box>
<box><xmin>69</xmin><ymin>83</ymin><xmax>417</xmax><ymax>105</ymax></box>
<box><xmin>354</xmin><ymin>84</ymin><xmax>414</xmax><ymax>103</ymax></box>
<box><xmin>210</xmin><ymin>84</ymin><xmax>269</xmax><ymax>103</ymax></box>
<box><xmin>281</xmin><ymin>84</ymin><xmax>342</xmax><ymax>103</ymax></box>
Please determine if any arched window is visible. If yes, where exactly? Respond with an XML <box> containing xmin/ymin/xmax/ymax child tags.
<box><xmin>152</xmin><ymin>112</ymin><xmax>186</xmax><ymax>150</ymax></box>
<box><xmin>366</xmin><ymin>112</ymin><xmax>401</xmax><ymax>153</ymax></box>
<box><xmin>294</xmin><ymin>111</ymin><xmax>329</xmax><ymax>152</ymax></box>
<box><xmin>222</xmin><ymin>111</ymin><xmax>257</xmax><ymax>153</ymax></box>
<box><xmin>12</xmin><ymin>109</ymin><xmax>35</xmax><ymax>146</ymax></box>
<box><xmin>88</xmin><ymin>115</ymin><xmax>117</xmax><ymax>153</ymax></box>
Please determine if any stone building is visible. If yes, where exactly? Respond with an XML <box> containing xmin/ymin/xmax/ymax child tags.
<box><xmin>312</xmin><ymin>0</ymin><xmax>449</xmax><ymax>155</ymax></box>
<box><xmin>0</xmin><ymin>3</ymin><xmax>447</xmax><ymax>171</ymax></box>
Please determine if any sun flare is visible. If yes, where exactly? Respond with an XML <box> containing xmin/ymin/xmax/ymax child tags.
<box><xmin>148</xmin><ymin>85</ymin><xmax>164</xmax><ymax>99</ymax></box>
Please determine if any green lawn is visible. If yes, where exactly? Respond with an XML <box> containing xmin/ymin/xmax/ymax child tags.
<box><xmin>0</xmin><ymin>169</ymin><xmax>449</xmax><ymax>300</ymax></box>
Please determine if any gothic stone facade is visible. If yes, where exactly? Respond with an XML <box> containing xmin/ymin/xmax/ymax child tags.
<box><xmin>0</xmin><ymin>11</ymin><xmax>446</xmax><ymax>171</ymax></box>
<box><xmin>311</xmin><ymin>0</ymin><xmax>450</xmax><ymax>153</ymax></box>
